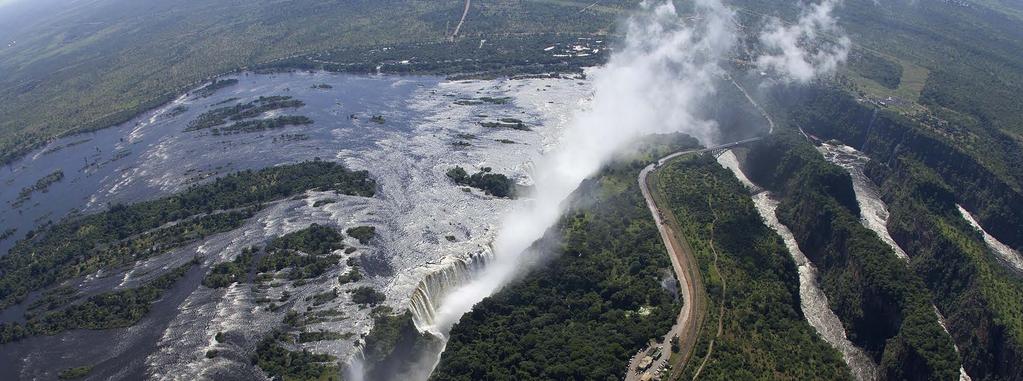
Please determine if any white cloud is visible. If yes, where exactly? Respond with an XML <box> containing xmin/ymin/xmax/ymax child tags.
<box><xmin>425</xmin><ymin>0</ymin><xmax>741</xmax><ymax>337</ymax></box>
<box><xmin>755</xmin><ymin>0</ymin><xmax>851</xmax><ymax>83</ymax></box>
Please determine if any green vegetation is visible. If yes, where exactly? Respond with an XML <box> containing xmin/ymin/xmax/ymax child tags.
<box><xmin>656</xmin><ymin>154</ymin><xmax>850</xmax><ymax>380</ymax></box>
<box><xmin>445</xmin><ymin>166</ymin><xmax>515</xmax><ymax>198</ymax></box>
<box><xmin>846</xmin><ymin>49</ymin><xmax>902</xmax><ymax>89</ymax></box>
<box><xmin>13</xmin><ymin>169</ymin><xmax>64</xmax><ymax>208</ymax></box>
<box><xmin>165</xmin><ymin>105</ymin><xmax>189</xmax><ymax>118</ymax></box>
<box><xmin>28</xmin><ymin>286</ymin><xmax>79</xmax><ymax>312</ymax></box>
<box><xmin>253</xmin><ymin>331</ymin><xmax>339</xmax><ymax>381</ymax></box>
<box><xmin>770</xmin><ymin>76</ymin><xmax>1023</xmax><ymax>379</ymax></box>
<box><xmin>337</xmin><ymin>267</ymin><xmax>363</xmax><ymax>285</ymax></box>
<box><xmin>345</xmin><ymin>226</ymin><xmax>375</xmax><ymax>245</ymax></box>
<box><xmin>309</xmin><ymin>289</ymin><xmax>340</xmax><ymax>306</ymax></box>
<box><xmin>57</xmin><ymin>366</ymin><xmax>93</xmax><ymax>380</ymax></box>
<box><xmin>213</xmin><ymin>115</ymin><xmax>313</xmax><ymax>135</ymax></box>
<box><xmin>259</xmin><ymin>224</ymin><xmax>346</xmax><ymax>281</ymax></box>
<box><xmin>733</xmin><ymin>0</ymin><xmax>1023</xmax><ymax>137</ymax></box>
<box><xmin>296</xmin><ymin>329</ymin><xmax>347</xmax><ymax>344</ymax></box>
<box><xmin>203</xmin><ymin>247</ymin><xmax>257</xmax><ymax>288</ymax></box>
<box><xmin>350</xmin><ymin>286</ymin><xmax>385</xmax><ymax>306</ymax></box>
<box><xmin>298</xmin><ymin>330</ymin><xmax>346</xmax><ymax>343</ymax></box>
<box><xmin>479</xmin><ymin>120</ymin><xmax>529</xmax><ymax>131</ymax></box>
<box><xmin>433</xmin><ymin>159</ymin><xmax>681</xmax><ymax>380</ymax></box>
<box><xmin>186</xmin><ymin>96</ymin><xmax>305</xmax><ymax>131</ymax></box>
<box><xmin>268</xmin><ymin>224</ymin><xmax>346</xmax><ymax>255</ymax></box>
<box><xmin>0</xmin><ymin>263</ymin><xmax>193</xmax><ymax>343</ymax></box>
<box><xmin>301</xmin><ymin>309</ymin><xmax>348</xmax><ymax>326</ymax></box>
<box><xmin>193</xmin><ymin>79</ymin><xmax>239</xmax><ymax>98</ymax></box>
<box><xmin>454</xmin><ymin>97</ymin><xmax>513</xmax><ymax>106</ymax></box>
<box><xmin>273</xmin><ymin>133</ymin><xmax>311</xmax><ymax>144</ymax></box>
<box><xmin>0</xmin><ymin>227</ymin><xmax>16</xmax><ymax>241</ymax></box>
<box><xmin>312</xmin><ymin>199</ymin><xmax>336</xmax><ymax>208</ymax></box>
<box><xmin>866</xmin><ymin>154</ymin><xmax>1023</xmax><ymax>379</ymax></box>
<box><xmin>0</xmin><ymin>161</ymin><xmax>374</xmax><ymax>308</ymax></box>
<box><xmin>742</xmin><ymin>133</ymin><xmax>960</xmax><ymax>380</ymax></box>
<box><xmin>784</xmin><ymin>85</ymin><xmax>1023</xmax><ymax>251</ymax></box>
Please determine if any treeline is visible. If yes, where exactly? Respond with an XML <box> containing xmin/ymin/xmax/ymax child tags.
<box><xmin>345</xmin><ymin>226</ymin><xmax>375</xmax><ymax>245</ymax></box>
<box><xmin>192</xmin><ymin>78</ymin><xmax>239</xmax><ymax>98</ymax></box>
<box><xmin>268</xmin><ymin>224</ymin><xmax>346</xmax><ymax>255</ymax></box>
<box><xmin>446</xmin><ymin>166</ymin><xmax>515</xmax><ymax>198</ymax></box>
<box><xmin>741</xmin><ymin>133</ymin><xmax>960</xmax><ymax>380</ymax></box>
<box><xmin>213</xmin><ymin>116</ymin><xmax>312</xmax><ymax>135</ymax></box>
<box><xmin>204</xmin><ymin>223</ymin><xmax>367</xmax><ymax>288</ymax></box>
<box><xmin>186</xmin><ymin>95</ymin><xmax>305</xmax><ymax>131</ymax></box>
<box><xmin>12</xmin><ymin>169</ymin><xmax>64</xmax><ymax>208</ymax></box>
<box><xmin>0</xmin><ymin>263</ymin><xmax>193</xmax><ymax>343</ymax></box>
<box><xmin>846</xmin><ymin>49</ymin><xmax>902</xmax><ymax>89</ymax></box>
<box><xmin>203</xmin><ymin>247</ymin><xmax>256</xmax><ymax>288</ymax></box>
<box><xmin>259</xmin><ymin>224</ymin><xmax>347</xmax><ymax>281</ymax></box>
<box><xmin>253</xmin><ymin>33</ymin><xmax>608</xmax><ymax>80</ymax></box>
<box><xmin>656</xmin><ymin>154</ymin><xmax>851</xmax><ymax>380</ymax></box>
<box><xmin>433</xmin><ymin>158</ymin><xmax>683</xmax><ymax>379</ymax></box>
<box><xmin>253</xmin><ymin>330</ymin><xmax>339</xmax><ymax>381</ymax></box>
<box><xmin>0</xmin><ymin>161</ymin><xmax>375</xmax><ymax>308</ymax></box>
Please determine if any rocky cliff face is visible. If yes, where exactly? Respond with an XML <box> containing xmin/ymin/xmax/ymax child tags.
<box><xmin>742</xmin><ymin>134</ymin><xmax>960</xmax><ymax>381</ymax></box>
<box><xmin>785</xmin><ymin>86</ymin><xmax>1023</xmax><ymax>253</ymax></box>
<box><xmin>869</xmin><ymin>158</ymin><xmax>1023</xmax><ymax>380</ymax></box>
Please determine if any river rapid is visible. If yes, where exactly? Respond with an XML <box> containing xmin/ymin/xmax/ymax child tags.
<box><xmin>716</xmin><ymin>150</ymin><xmax>879</xmax><ymax>381</ymax></box>
<box><xmin>0</xmin><ymin>71</ymin><xmax>591</xmax><ymax>380</ymax></box>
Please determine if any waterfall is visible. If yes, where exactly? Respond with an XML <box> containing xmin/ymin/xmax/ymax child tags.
<box><xmin>408</xmin><ymin>249</ymin><xmax>495</xmax><ymax>334</ymax></box>
<box><xmin>344</xmin><ymin>346</ymin><xmax>367</xmax><ymax>381</ymax></box>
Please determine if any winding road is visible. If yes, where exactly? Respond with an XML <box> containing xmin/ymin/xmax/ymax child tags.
<box><xmin>626</xmin><ymin>77</ymin><xmax>774</xmax><ymax>380</ymax></box>
<box><xmin>450</xmin><ymin>0</ymin><xmax>471</xmax><ymax>41</ymax></box>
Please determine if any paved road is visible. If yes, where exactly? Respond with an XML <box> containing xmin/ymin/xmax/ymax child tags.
<box><xmin>626</xmin><ymin>138</ymin><xmax>761</xmax><ymax>381</ymax></box>
<box><xmin>626</xmin><ymin>149</ymin><xmax>704</xmax><ymax>381</ymax></box>
<box><xmin>450</xmin><ymin>0</ymin><xmax>471</xmax><ymax>41</ymax></box>
<box><xmin>625</xmin><ymin>77</ymin><xmax>773</xmax><ymax>380</ymax></box>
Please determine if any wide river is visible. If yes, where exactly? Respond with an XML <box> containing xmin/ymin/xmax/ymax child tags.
<box><xmin>0</xmin><ymin>71</ymin><xmax>589</xmax><ymax>380</ymax></box>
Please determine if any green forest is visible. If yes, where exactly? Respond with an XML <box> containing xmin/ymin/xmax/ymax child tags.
<box><xmin>741</xmin><ymin>133</ymin><xmax>960</xmax><ymax>380</ymax></box>
<box><xmin>0</xmin><ymin>262</ymin><xmax>194</xmax><ymax>343</ymax></box>
<box><xmin>446</xmin><ymin>166</ymin><xmax>516</xmax><ymax>198</ymax></box>
<box><xmin>655</xmin><ymin>154</ymin><xmax>851</xmax><ymax>380</ymax></box>
<box><xmin>0</xmin><ymin>161</ymin><xmax>374</xmax><ymax>310</ymax></box>
<box><xmin>867</xmin><ymin>152</ymin><xmax>1023</xmax><ymax>380</ymax></box>
<box><xmin>432</xmin><ymin>140</ymin><xmax>695</xmax><ymax>380</ymax></box>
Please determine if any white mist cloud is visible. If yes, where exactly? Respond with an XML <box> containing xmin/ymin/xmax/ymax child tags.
<box><xmin>755</xmin><ymin>0</ymin><xmax>850</xmax><ymax>83</ymax></box>
<box><xmin>426</xmin><ymin>0</ymin><xmax>739</xmax><ymax>336</ymax></box>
